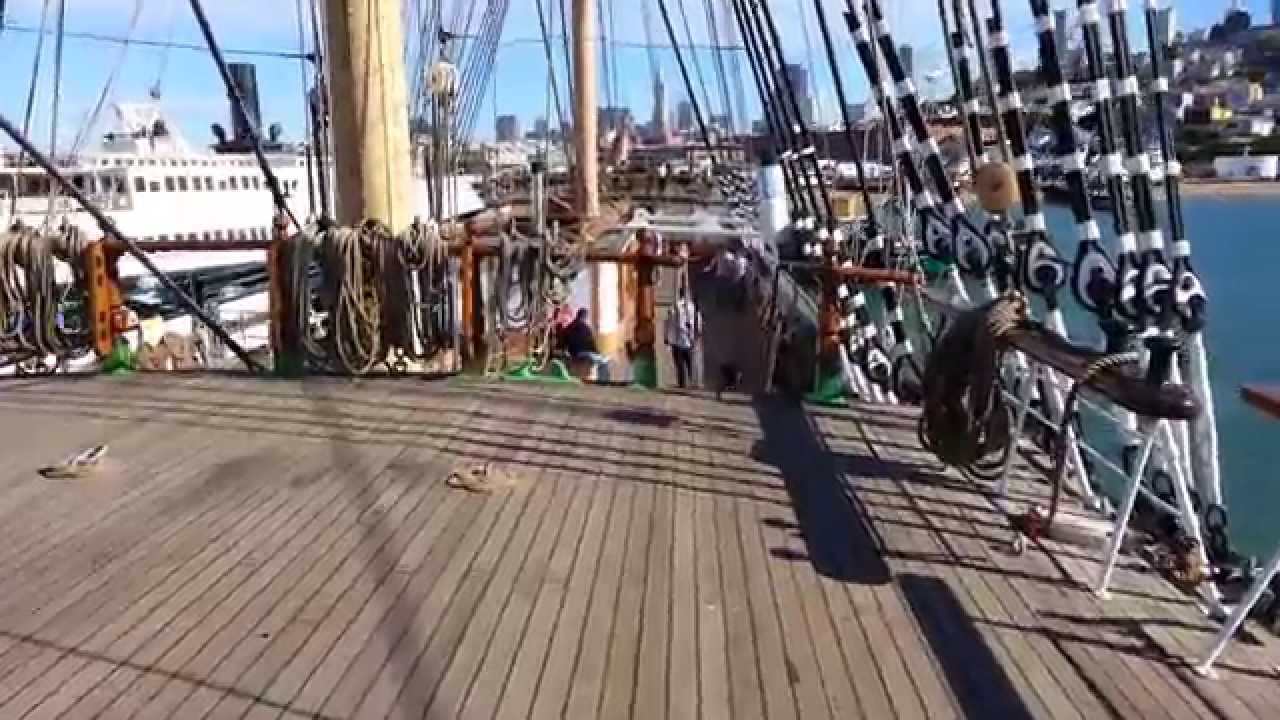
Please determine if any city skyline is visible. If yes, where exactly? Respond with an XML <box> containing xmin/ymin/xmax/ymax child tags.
<box><xmin>0</xmin><ymin>0</ymin><xmax>1260</xmax><ymax>148</ymax></box>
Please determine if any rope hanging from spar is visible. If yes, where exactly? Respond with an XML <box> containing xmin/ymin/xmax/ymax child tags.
<box><xmin>1098</xmin><ymin>0</ymin><xmax>1172</xmax><ymax>326</ymax></box>
<box><xmin>811</xmin><ymin>0</ymin><xmax>919</xmax><ymax>399</ymax></box>
<box><xmin>186</xmin><ymin>0</ymin><xmax>300</xmax><ymax>233</ymax></box>
<box><xmin>1142</xmin><ymin>1</ymin><xmax>1204</xmax><ymax>334</ymax></box>
<box><xmin>855</xmin><ymin>0</ymin><xmax>995</xmax><ymax>283</ymax></box>
<box><xmin>725</xmin><ymin>0</ymin><xmax>809</xmax><ymax>220</ymax></box>
<box><xmin>737</xmin><ymin>0</ymin><xmax>894</xmax><ymax>395</ymax></box>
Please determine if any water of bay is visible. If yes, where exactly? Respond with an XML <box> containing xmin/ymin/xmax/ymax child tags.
<box><xmin>1040</xmin><ymin>195</ymin><xmax>1280</xmax><ymax>558</ymax></box>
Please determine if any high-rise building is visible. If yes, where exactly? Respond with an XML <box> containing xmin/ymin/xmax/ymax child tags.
<box><xmin>651</xmin><ymin>71</ymin><xmax>669</xmax><ymax>140</ymax></box>
<box><xmin>529</xmin><ymin>116</ymin><xmax>549</xmax><ymax>140</ymax></box>
<box><xmin>784</xmin><ymin>64</ymin><xmax>814</xmax><ymax>126</ymax></box>
<box><xmin>897</xmin><ymin>45</ymin><xmax>915</xmax><ymax>84</ymax></box>
<box><xmin>495</xmin><ymin>114</ymin><xmax>520</xmax><ymax>143</ymax></box>
<box><xmin>1154</xmin><ymin>7</ymin><xmax>1177</xmax><ymax>49</ymax></box>
<box><xmin>1052</xmin><ymin>9</ymin><xmax>1069</xmax><ymax>53</ymax></box>
<box><xmin>598</xmin><ymin>106</ymin><xmax>632</xmax><ymax>132</ymax></box>
<box><xmin>676</xmin><ymin>101</ymin><xmax>694</xmax><ymax>132</ymax></box>
<box><xmin>1274</xmin><ymin>0</ymin><xmax>1280</xmax><ymax>26</ymax></box>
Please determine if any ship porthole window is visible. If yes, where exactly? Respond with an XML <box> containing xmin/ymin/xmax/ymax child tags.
<box><xmin>133</xmin><ymin>177</ymin><xmax>145</xmax><ymax>193</ymax></box>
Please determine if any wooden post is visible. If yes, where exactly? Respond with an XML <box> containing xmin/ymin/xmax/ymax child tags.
<box><xmin>83</xmin><ymin>240</ymin><xmax>122</xmax><ymax>359</ymax></box>
<box><xmin>630</xmin><ymin>229</ymin><xmax>659</xmax><ymax>388</ymax></box>
<box><xmin>459</xmin><ymin>229</ymin><xmax>476</xmax><ymax>365</ymax></box>
<box><xmin>572</xmin><ymin>0</ymin><xmax>600</xmax><ymax>219</ymax></box>
<box><xmin>323</xmin><ymin>0</ymin><xmax>414</xmax><ymax>231</ymax></box>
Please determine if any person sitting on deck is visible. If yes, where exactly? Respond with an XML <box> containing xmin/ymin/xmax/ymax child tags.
<box><xmin>558</xmin><ymin>308</ymin><xmax>611</xmax><ymax>383</ymax></box>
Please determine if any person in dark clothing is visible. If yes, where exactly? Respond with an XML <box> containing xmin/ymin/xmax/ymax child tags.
<box><xmin>559</xmin><ymin>308</ymin><xmax>611</xmax><ymax>382</ymax></box>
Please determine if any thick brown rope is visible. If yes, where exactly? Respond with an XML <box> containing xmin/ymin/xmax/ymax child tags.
<box><xmin>918</xmin><ymin>290</ymin><xmax>1029</xmax><ymax>472</ymax></box>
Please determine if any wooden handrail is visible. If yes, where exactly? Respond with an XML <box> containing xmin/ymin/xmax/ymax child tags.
<box><xmin>922</xmin><ymin>289</ymin><xmax>1200</xmax><ymax>420</ymax></box>
<box><xmin>1242</xmin><ymin>384</ymin><xmax>1280</xmax><ymax>422</ymax></box>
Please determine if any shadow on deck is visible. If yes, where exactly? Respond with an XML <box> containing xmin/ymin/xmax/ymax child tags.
<box><xmin>0</xmin><ymin>374</ymin><xmax>1275</xmax><ymax>719</ymax></box>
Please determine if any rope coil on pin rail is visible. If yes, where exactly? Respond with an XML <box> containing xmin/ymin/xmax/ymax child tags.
<box><xmin>0</xmin><ymin>224</ymin><xmax>92</xmax><ymax>363</ymax></box>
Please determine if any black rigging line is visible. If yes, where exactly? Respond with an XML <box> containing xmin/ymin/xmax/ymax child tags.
<box><xmin>1</xmin><ymin>22</ymin><xmax>312</xmax><ymax>60</ymax></box>
<box><xmin>726</xmin><ymin>0</ymin><xmax>806</xmax><ymax>216</ymax></box>
<box><xmin>742</xmin><ymin>0</ymin><xmax>835</xmax><ymax>224</ymax></box>
<box><xmin>655</xmin><ymin>0</ymin><xmax>715</xmax><ymax>154</ymax></box>
<box><xmin>703</xmin><ymin>0</ymin><xmax>737</xmax><ymax>133</ymax></box>
<box><xmin>186</xmin><ymin>0</ymin><xmax>301</xmax><ymax>232</ymax></box>
<box><xmin>674</xmin><ymin>0</ymin><xmax>717</xmax><ymax>124</ymax></box>
<box><xmin>811</xmin><ymin>0</ymin><xmax>878</xmax><ymax>236</ymax></box>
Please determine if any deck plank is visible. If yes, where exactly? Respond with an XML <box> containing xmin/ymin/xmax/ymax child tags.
<box><xmin>0</xmin><ymin>375</ymin><xmax>1274</xmax><ymax>720</ymax></box>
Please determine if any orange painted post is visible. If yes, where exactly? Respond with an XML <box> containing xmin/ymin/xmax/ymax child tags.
<box><xmin>82</xmin><ymin>239</ymin><xmax>124</xmax><ymax>359</ymax></box>
<box><xmin>808</xmin><ymin>256</ymin><xmax>847</xmax><ymax>405</ymax></box>
<box><xmin>459</xmin><ymin>229</ymin><xmax>476</xmax><ymax>365</ymax></box>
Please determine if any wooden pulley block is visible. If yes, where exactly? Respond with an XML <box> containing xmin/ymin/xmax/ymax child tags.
<box><xmin>974</xmin><ymin>162</ymin><xmax>1018</xmax><ymax>213</ymax></box>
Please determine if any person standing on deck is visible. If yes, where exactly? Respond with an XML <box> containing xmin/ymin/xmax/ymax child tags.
<box><xmin>665</xmin><ymin>287</ymin><xmax>701</xmax><ymax>389</ymax></box>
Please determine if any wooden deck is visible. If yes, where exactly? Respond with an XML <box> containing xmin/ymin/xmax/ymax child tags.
<box><xmin>0</xmin><ymin>374</ymin><xmax>1276</xmax><ymax>719</ymax></box>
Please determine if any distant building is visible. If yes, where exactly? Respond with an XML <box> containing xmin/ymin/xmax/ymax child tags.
<box><xmin>784</xmin><ymin>63</ymin><xmax>814</xmax><ymax>126</ymax></box>
<box><xmin>898</xmin><ymin>44</ymin><xmax>915</xmax><ymax>83</ymax></box>
<box><xmin>651</xmin><ymin>71</ymin><xmax>669</xmax><ymax>141</ymax></box>
<box><xmin>1274</xmin><ymin>0</ymin><xmax>1280</xmax><ymax>26</ymax></box>
<box><xmin>1153</xmin><ymin>7</ymin><xmax>1177</xmax><ymax>50</ymax></box>
<box><xmin>708</xmin><ymin>114</ymin><xmax>731</xmax><ymax>133</ymax></box>
<box><xmin>752</xmin><ymin>119</ymin><xmax>770</xmax><ymax>136</ymax></box>
<box><xmin>1053</xmin><ymin>9</ymin><xmax>1070</xmax><ymax>54</ymax></box>
<box><xmin>495</xmin><ymin>114</ymin><xmax>520</xmax><ymax>143</ymax></box>
<box><xmin>528</xmin><ymin>116</ymin><xmax>549</xmax><ymax>140</ymax></box>
<box><xmin>676</xmin><ymin>100</ymin><xmax>694</xmax><ymax>132</ymax></box>
<box><xmin>598</xmin><ymin>106</ymin><xmax>632</xmax><ymax>132</ymax></box>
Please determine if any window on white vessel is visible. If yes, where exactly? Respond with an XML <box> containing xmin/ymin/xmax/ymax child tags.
<box><xmin>71</xmin><ymin>176</ymin><xmax>85</xmax><ymax>192</ymax></box>
<box><xmin>177</xmin><ymin>177</ymin><xmax>188</xmax><ymax>192</ymax></box>
<box><xmin>146</xmin><ymin>159</ymin><xmax>156</xmax><ymax>166</ymax></box>
<box><xmin>202</xmin><ymin>231</ymin><xmax>211</xmax><ymax>242</ymax></box>
<box><xmin>214</xmin><ymin>230</ymin><xmax>224</xmax><ymax>241</ymax></box>
<box><xmin>252</xmin><ymin>177</ymin><xmax>261</xmax><ymax>190</ymax></box>
<box><xmin>0</xmin><ymin>175</ymin><xmax>12</xmax><ymax>194</ymax></box>
<box><xmin>242</xmin><ymin>176</ymin><xmax>251</xmax><ymax>188</ymax></box>
<box><xmin>218</xmin><ymin>180</ymin><xmax>227</xmax><ymax>191</ymax></box>
<box><xmin>229</xmin><ymin>177</ymin><xmax>238</xmax><ymax>190</ymax></box>
<box><xmin>204</xmin><ymin>176</ymin><xmax>213</xmax><ymax>190</ymax></box>
<box><xmin>149</xmin><ymin>181</ymin><xmax>160</xmax><ymax>192</ymax></box>
<box><xmin>159</xmin><ymin>234</ymin><xmax>169</xmax><ymax>242</ymax></box>
<box><xmin>133</xmin><ymin>177</ymin><xmax>145</xmax><ymax>193</ymax></box>
<box><xmin>164</xmin><ymin>177</ymin><xmax>175</xmax><ymax>192</ymax></box>
<box><xmin>238</xmin><ymin>228</ymin><xmax>248</xmax><ymax>241</ymax></box>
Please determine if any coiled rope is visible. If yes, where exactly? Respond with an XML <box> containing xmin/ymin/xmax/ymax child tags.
<box><xmin>918</xmin><ymin>290</ymin><xmax>1029</xmax><ymax>474</ymax></box>
<box><xmin>0</xmin><ymin>224</ymin><xmax>90</xmax><ymax>360</ymax></box>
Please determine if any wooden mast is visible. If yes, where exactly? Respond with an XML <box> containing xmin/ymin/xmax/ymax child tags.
<box><xmin>322</xmin><ymin>0</ymin><xmax>414</xmax><ymax>231</ymax></box>
<box><xmin>572</xmin><ymin>0</ymin><xmax>600</xmax><ymax>218</ymax></box>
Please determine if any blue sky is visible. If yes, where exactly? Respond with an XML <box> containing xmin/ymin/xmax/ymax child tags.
<box><xmin>0</xmin><ymin>0</ymin><xmax>1262</xmax><ymax>149</ymax></box>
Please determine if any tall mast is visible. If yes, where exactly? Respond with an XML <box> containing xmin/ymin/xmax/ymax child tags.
<box><xmin>323</xmin><ymin>0</ymin><xmax>414</xmax><ymax>231</ymax></box>
<box><xmin>573</xmin><ymin>0</ymin><xmax>600</xmax><ymax>218</ymax></box>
